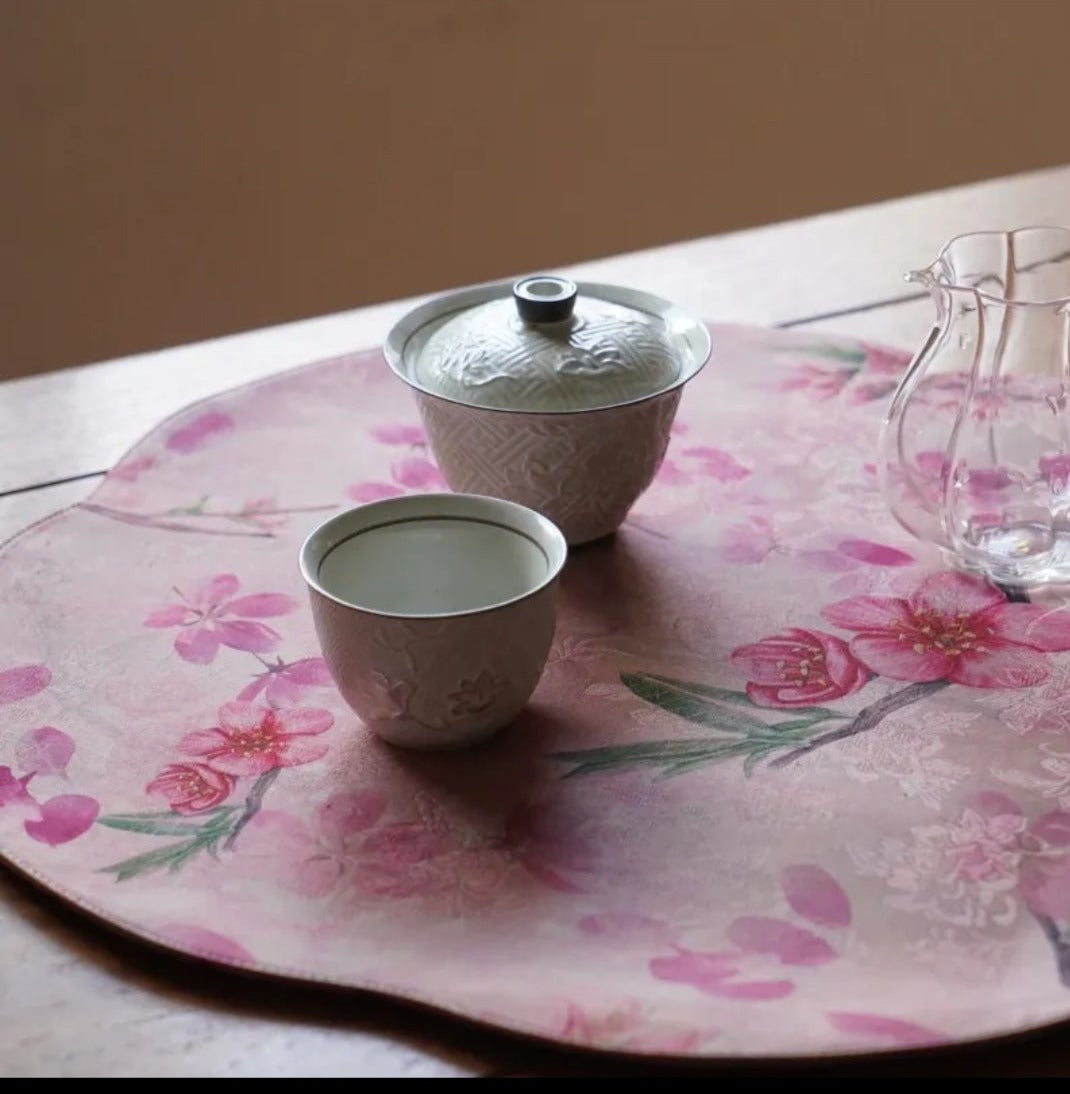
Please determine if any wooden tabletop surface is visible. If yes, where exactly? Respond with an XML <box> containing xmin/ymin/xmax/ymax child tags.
<box><xmin>2</xmin><ymin>165</ymin><xmax>1070</xmax><ymax>1076</ymax></box>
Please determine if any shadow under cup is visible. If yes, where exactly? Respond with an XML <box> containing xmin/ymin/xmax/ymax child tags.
<box><xmin>300</xmin><ymin>494</ymin><xmax>568</xmax><ymax>750</ymax></box>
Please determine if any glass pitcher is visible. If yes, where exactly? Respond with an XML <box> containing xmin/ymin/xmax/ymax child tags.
<box><xmin>879</xmin><ymin>226</ymin><xmax>1070</xmax><ymax>586</ymax></box>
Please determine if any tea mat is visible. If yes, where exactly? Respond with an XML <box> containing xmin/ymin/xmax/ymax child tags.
<box><xmin>4</xmin><ymin>325</ymin><xmax>1070</xmax><ymax>1059</ymax></box>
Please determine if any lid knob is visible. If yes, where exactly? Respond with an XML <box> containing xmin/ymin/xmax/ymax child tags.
<box><xmin>512</xmin><ymin>276</ymin><xmax>578</xmax><ymax>325</ymax></box>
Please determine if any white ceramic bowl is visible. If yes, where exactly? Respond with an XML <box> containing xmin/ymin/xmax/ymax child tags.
<box><xmin>384</xmin><ymin>278</ymin><xmax>712</xmax><ymax>545</ymax></box>
<box><xmin>299</xmin><ymin>493</ymin><xmax>567</xmax><ymax>750</ymax></box>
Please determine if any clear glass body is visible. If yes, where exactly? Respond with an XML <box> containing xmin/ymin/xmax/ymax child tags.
<box><xmin>879</xmin><ymin>227</ymin><xmax>1070</xmax><ymax>586</ymax></box>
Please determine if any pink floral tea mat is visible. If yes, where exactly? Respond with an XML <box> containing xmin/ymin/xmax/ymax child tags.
<box><xmin>3</xmin><ymin>326</ymin><xmax>1070</xmax><ymax>1059</ymax></box>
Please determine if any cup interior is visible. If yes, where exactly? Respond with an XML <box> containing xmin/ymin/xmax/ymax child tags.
<box><xmin>301</xmin><ymin>494</ymin><xmax>567</xmax><ymax>618</ymax></box>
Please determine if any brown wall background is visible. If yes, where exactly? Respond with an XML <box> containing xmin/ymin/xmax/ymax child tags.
<box><xmin>2</xmin><ymin>0</ymin><xmax>1068</xmax><ymax>380</ymax></box>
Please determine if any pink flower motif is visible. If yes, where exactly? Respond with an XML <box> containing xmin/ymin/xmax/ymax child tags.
<box><xmin>860</xmin><ymin>343</ymin><xmax>911</xmax><ymax>375</ymax></box>
<box><xmin>1041</xmin><ymin>453</ymin><xmax>1070</xmax><ymax>492</ymax></box>
<box><xmin>719</xmin><ymin>515</ymin><xmax>776</xmax><ymax>564</ymax></box>
<box><xmin>731</xmin><ymin>627</ymin><xmax>870</xmax><ymax>709</ymax></box>
<box><xmin>109</xmin><ymin>454</ymin><xmax>157</xmax><ymax>481</ymax></box>
<box><xmin>822</xmin><ymin>571</ymin><xmax>1070</xmax><ymax>688</ymax></box>
<box><xmin>237</xmin><ymin>656</ymin><xmax>335</xmax><ymax>707</ymax></box>
<box><xmin>347</xmin><ymin>482</ymin><xmax>405</xmax><ymax>503</ymax></box>
<box><xmin>447</xmin><ymin>671</ymin><xmax>503</xmax><ymax>717</ymax></box>
<box><xmin>347</xmin><ymin>455</ymin><xmax>447</xmax><ymax>504</ymax></box>
<box><xmin>0</xmin><ymin>664</ymin><xmax>51</xmax><ymax>704</ymax></box>
<box><xmin>166</xmin><ymin>410</ymin><xmax>234</xmax><ymax>453</ymax></box>
<box><xmin>835</xmin><ymin>538</ymin><xmax>914</xmax><ymax>567</ymax></box>
<box><xmin>146</xmin><ymin>762</ymin><xmax>236</xmax><ymax>814</ymax></box>
<box><xmin>778</xmin><ymin>363</ymin><xmax>855</xmax><ymax>400</ymax></box>
<box><xmin>144</xmin><ymin>574</ymin><xmax>296</xmax><ymax>664</ymax></box>
<box><xmin>654</xmin><ymin>458</ymin><xmax>691</xmax><ymax>486</ymax></box>
<box><xmin>351</xmin><ymin>671</ymin><xmax>414</xmax><ymax>725</ymax></box>
<box><xmin>15</xmin><ymin>727</ymin><xmax>75</xmax><ymax>778</ymax></box>
<box><xmin>179</xmin><ymin>701</ymin><xmax>333</xmax><ymax>776</ymax></box>
<box><xmin>847</xmin><ymin>378</ymin><xmax>899</xmax><ymax>405</ymax></box>
<box><xmin>391</xmin><ymin>456</ymin><xmax>447</xmax><ymax>490</ymax></box>
<box><xmin>943</xmin><ymin>808</ymin><xmax>1026</xmax><ymax>884</ymax></box>
<box><xmin>680</xmin><ymin>446</ymin><xmax>751</xmax><ymax>483</ymax></box>
<box><xmin>371</xmin><ymin>424</ymin><xmax>428</xmax><ymax>447</ymax></box>
<box><xmin>24</xmin><ymin>794</ymin><xmax>100</xmax><ymax>846</ymax></box>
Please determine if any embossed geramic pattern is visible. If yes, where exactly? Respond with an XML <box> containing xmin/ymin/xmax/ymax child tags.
<box><xmin>412</xmin><ymin>298</ymin><xmax>681</xmax><ymax>411</ymax></box>
<box><xmin>309</xmin><ymin>586</ymin><xmax>557</xmax><ymax>750</ymax></box>
<box><xmin>417</xmin><ymin>389</ymin><xmax>681</xmax><ymax>544</ymax></box>
<box><xmin>12</xmin><ymin>327</ymin><xmax>1070</xmax><ymax>1060</ymax></box>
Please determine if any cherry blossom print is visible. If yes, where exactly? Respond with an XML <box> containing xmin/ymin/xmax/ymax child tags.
<box><xmin>718</xmin><ymin>515</ymin><xmax>776</xmax><ymax>564</ymax></box>
<box><xmin>447</xmin><ymin>672</ymin><xmax>504</xmax><ymax>717</ymax></box>
<box><xmin>165</xmin><ymin>410</ymin><xmax>235</xmax><ymax>453</ymax></box>
<box><xmin>146</xmin><ymin>762</ymin><xmax>236</xmax><ymax>815</ymax></box>
<box><xmin>777</xmin><ymin>363</ymin><xmax>856</xmax><ymax>401</ymax></box>
<box><xmin>0</xmin><ymin>664</ymin><xmax>51</xmax><ymax>704</ymax></box>
<box><xmin>15</xmin><ymin>727</ymin><xmax>75</xmax><ymax>779</ymax></box>
<box><xmin>371</xmin><ymin>423</ymin><xmax>428</xmax><ymax>447</ymax></box>
<box><xmin>237</xmin><ymin>656</ymin><xmax>335</xmax><ymax>707</ymax></box>
<box><xmin>109</xmin><ymin>454</ymin><xmax>157</xmax><ymax>482</ymax></box>
<box><xmin>347</xmin><ymin>454</ymin><xmax>447</xmax><ymax>504</ymax></box>
<box><xmin>144</xmin><ymin>573</ymin><xmax>296</xmax><ymax>664</ymax></box>
<box><xmin>859</xmin><ymin>343</ymin><xmax>911</xmax><ymax>375</ymax></box>
<box><xmin>823</xmin><ymin>572</ymin><xmax>1070</xmax><ymax>687</ymax></box>
<box><xmin>731</xmin><ymin>627</ymin><xmax>870</xmax><ymax>709</ymax></box>
<box><xmin>179</xmin><ymin>702</ymin><xmax>333</xmax><ymax>776</ymax></box>
<box><xmin>655</xmin><ymin>444</ymin><xmax>750</xmax><ymax>487</ymax></box>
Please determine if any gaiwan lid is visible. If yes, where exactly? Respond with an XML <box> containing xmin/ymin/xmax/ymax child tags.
<box><xmin>384</xmin><ymin>276</ymin><xmax>710</xmax><ymax>413</ymax></box>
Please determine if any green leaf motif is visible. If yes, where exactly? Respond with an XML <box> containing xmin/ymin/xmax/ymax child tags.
<box><xmin>620</xmin><ymin>673</ymin><xmax>770</xmax><ymax>735</ymax></box>
<box><xmin>98</xmin><ymin>808</ymin><xmax>237</xmax><ymax>881</ymax></box>
<box><xmin>776</xmin><ymin>342</ymin><xmax>867</xmax><ymax>365</ymax></box>
<box><xmin>97</xmin><ymin>806</ymin><xmax>236</xmax><ymax>838</ymax></box>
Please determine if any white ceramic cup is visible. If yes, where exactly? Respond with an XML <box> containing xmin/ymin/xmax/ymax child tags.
<box><xmin>300</xmin><ymin>493</ymin><xmax>567</xmax><ymax>750</ymax></box>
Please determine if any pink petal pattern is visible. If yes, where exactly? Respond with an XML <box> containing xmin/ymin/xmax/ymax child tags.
<box><xmin>165</xmin><ymin>410</ymin><xmax>235</xmax><ymax>453</ymax></box>
<box><xmin>0</xmin><ymin>664</ymin><xmax>51</xmax><ymax>704</ymax></box>
<box><xmin>223</xmin><ymin>593</ymin><xmax>297</xmax><ymax>618</ymax></box>
<box><xmin>174</xmin><ymin>626</ymin><xmax>220</xmax><ymax>664</ymax></box>
<box><xmin>347</xmin><ymin>482</ymin><xmax>405</xmax><ymax>503</ymax></box>
<box><xmin>781</xmin><ymin>864</ymin><xmax>851</xmax><ymax>928</ymax></box>
<box><xmin>726</xmin><ymin>916</ymin><xmax>838</xmax><ymax>966</ymax></box>
<box><xmin>156</xmin><ymin>924</ymin><xmax>254</xmax><ymax>964</ymax></box>
<box><xmin>24</xmin><ymin>795</ymin><xmax>100</xmax><ymax>845</ymax></box>
<box><xmin>836</xmin><ymin>538</ymin><xmax>914</xmax><ymax>567</ymax></box>
<box><xmin>371</xmin><ymin>424</ymin><xmax>426</xmax><ymax>446</ymax></box>
<box><xmin>826</xmin><ymin>1011</ymin><xmax>946</xmax><ymax>1048</ymax></box>
<box><xmin>15</xmin><ymin>727</ymin><xmax>75</xmax><ymax>779</ymax></box>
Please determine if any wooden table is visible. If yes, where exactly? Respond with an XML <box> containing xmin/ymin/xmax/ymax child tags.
<box><xmin>2</xmin><ymin>166</ymin><xmax>1069</xmax><ymax>1077</ymax></box>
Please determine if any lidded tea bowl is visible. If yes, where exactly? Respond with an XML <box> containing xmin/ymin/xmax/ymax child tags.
<box><xmin>384</xmin><ymin>275</ymin><xmax>711</xmax><ymax>544</ymax></box>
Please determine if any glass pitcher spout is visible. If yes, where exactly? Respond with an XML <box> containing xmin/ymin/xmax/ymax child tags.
<box><xmin>879</xmin><ymin>226</ymin><xmax>1070</xmax><ymax>587</ymax></box>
